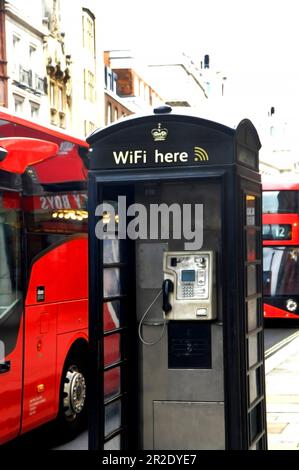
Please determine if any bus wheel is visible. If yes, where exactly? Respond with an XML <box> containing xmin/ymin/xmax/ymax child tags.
<box><xmin>57</xmin><ymin>353</ymin><xmax>87</xmax><ymax>437</ymax></box>
<box><xmin>63</xmin><ymin>365</ymin><xmax>87</xmax><ymax>420</ymax></box>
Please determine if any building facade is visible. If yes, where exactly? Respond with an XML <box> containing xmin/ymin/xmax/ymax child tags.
<box><xmin>104</xmin><ymin>50</ymin><xmax>164</xmax><ymax>126</ymax></box>
<box><xmin>103</xmin><ymin>53</ymin><xmax>132</xmax><ymax>126</ymax></box>
<box><xmin>4</xmin><ymin>0</ymin><xmax>48</xmax><ymax>121</ymax></box>
<box><xmin>60</xmin><ymin>0</ymin><xmax>102</xmax><ymax>137</ymax></box>
<box><xmin>0</xmin><ymin>0</ymin><xmax>8</xmax><ymax>107</ymax></box>
<box><xmin>146</xmin><ymin>52</ymin><xmax>209</xmax><ymax>109</ymax></box>
<box><xmin>2</xmin><ymin>2</ymin><xmax>290</xmax><ymax>175</ymax></box>
<box><xmin>1</xmin><ymin>0</ymin><xmax>106</xmax><ymax>138</ymax></box>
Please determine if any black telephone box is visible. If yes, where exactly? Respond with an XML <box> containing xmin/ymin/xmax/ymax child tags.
<box><xmin>87</xmin><ymin>107</ymin><xmax>267</xmax><ymax>450</ymax></box>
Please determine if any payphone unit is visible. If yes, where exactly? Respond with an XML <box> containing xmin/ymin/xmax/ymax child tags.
<box><xmin>163</xmin><ymin>251</ymin><xmax>215</xmax><ymax>320</ymax></box>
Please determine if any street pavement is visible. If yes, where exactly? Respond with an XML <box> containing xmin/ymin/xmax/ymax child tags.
<box><xmin>266</xmin><ymin>332</ymin><xmax>299</xmax><ymax>450</ymax></box>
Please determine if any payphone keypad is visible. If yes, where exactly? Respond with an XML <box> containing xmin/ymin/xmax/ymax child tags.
<box><xmin>182</xmin><ymin>284</ymin><xmax>194</xmax><ymax>298</ymax></box>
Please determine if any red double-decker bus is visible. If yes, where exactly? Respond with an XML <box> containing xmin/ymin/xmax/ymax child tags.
<box><xmin>263</xmin><ymin>177</ymin><xmax>299</xmax><ymax>319</ymax></box>
<box><xmin>0</xmin><ymin>108</ymin><xmax>121</xmax><ymax>445</ymax></box>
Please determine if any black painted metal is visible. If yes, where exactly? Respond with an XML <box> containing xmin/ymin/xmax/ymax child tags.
<box><xmin>88</xmin><ymin>174</ymin><xmax>103</xmax><ymax>450</ymax></box>
<box><xmin>87</xmin><ymin>111</ymin><xmax>266</xmax><ymax>450</ymax></box>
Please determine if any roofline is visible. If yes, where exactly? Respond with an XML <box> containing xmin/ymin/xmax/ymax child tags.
<box><xmin>147</xmin><ymin>63</ymin><xmax>208</xmax><ymax>99</ymax></box>
<box><xmin>262</xmin><ymin>178</ymin><xmax>299</xmax><ymax>191</ymax></box>
<box><xmin>0</xmin><ymin>106</ymin><xmax>88</xmax><ymax>147</ymax></box>
<box><xmin>86</xmin><ymin>109</ymin><xmax>236</xmax><ymax>144</ymax></box>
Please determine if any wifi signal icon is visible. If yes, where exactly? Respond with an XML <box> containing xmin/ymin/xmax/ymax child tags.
<box><xmin>194</xmin><ymin>147</ymin><xmax>209</xmax><ymax>162</ymax></box>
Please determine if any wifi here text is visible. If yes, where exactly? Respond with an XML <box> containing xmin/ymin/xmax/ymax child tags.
<box><xmin>112</xmin><ymin>147</ymin><xmax>209</xmax><ymax>166</ymax></box>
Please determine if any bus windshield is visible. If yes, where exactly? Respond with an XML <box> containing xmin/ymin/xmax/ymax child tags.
<box><xmin>263</xmin><ymin>246</ymin><xmax>299</xmax><ymax>296</ymax></box>
<box><xmin>263</xmin><ymin>190</ymin><xmax>299</xmax><ymax>214</ymax></box>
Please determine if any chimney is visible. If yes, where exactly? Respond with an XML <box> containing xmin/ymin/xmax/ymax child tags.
<box><xmin>204</xmin><ymin>54</ymin><xmax>210</xmax><ymax>69</ymax></box>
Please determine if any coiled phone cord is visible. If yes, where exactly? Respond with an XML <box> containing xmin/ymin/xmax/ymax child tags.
<box><xmin>138</xmin><ymin>288</ymin><xmax>168</xmax><ymax>346</ymax></box>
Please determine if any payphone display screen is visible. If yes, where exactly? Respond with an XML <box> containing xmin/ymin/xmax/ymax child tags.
<box><xmin>181</xmin><ymin>270</ymin><xmax>195</xmax><ymax>282</ymax></box>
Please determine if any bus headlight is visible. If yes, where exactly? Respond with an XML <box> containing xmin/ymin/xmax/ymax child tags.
<box><xmin>286</xmin><ymin>299</ymin><xmax>298</xmax><ymax>312</ymax></box>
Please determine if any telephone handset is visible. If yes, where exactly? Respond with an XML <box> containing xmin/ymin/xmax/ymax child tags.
<box><xmin>162</xmin><ymin>279</ymin><xmax>174</xmax><ymax>314</ymax></box>
<box><xmin>163</xmin><ymin>251</ymin><xmax>215</xmax><ymax>320</ymax></box>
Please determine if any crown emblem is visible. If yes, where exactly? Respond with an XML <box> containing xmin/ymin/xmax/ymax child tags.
<box><xmin>151</xmin><ymin>123</ymin><xmax>168</xmax><ymax>141</ymax></box>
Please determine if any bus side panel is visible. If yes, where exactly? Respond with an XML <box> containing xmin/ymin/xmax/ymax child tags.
<box><xmin>21</xmin><ymin>303</ymin><xmax>58</xmax><ymax>434</ymax></box>
<box><xmin>22</xmin><ymin>238</ymin><xmax>88</xmax><ymax>431</ymax></box>
<box><xmin>263</xmin><ymin>213</ymin><xmax>299</xmax><ymax>245</ymax></box>
<box><xmin>57</xmin><ymin>299</ymin><xmax>88</xmax><ymax>334</ymax></box>
<box><xmin>25</xmin><ymin>238</ymin><xmax>88</xmax><ymax>305</ymax></box>
<box><xmin>264</xmin><ymin>302</ymin><xmax>299</xmax><ymax>319</ymax></box>
<box><xmin>0</xmin><ymin>318</ymin><xmax>23</xmax><ymax>445</ymax></box>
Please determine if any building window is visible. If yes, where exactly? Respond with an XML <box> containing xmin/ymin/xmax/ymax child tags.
<box><xmin>13</xmin><ymin>34</ymin><xmax>20</xmax><ymax>49</ymax></box>
<box><xmin>114</xmin><ymin>107</ymin><xmax>118</xmax><ymax>121</ymax></box>
<box><xmin>29</xmin><ymin>44</ymin><xmax>37</xmax><ymax>61</ymax></box>
<box><xmin>48</xmin><ymin>71</ymin><xmax>68</xmax><ymax>127</ymax></box>
<box><xmin>134</xmin><ymin>76</ymin><xmax>140</xmax><ymax>97</ymax></box>
<box><xmin>89</xmin><ymin>71</ymin><xmax>95</xmax><ymax>102</ymax></box>
<box><xmin>30</xmin><ymin>101</ymin><xmax>40</xmax><ymax>119</ymax></box>
<box><xmin>12</xmin><ymin>35</ymin><xmax>21</xmax><ymax>79</ymax></box>
<box><xmin>104</xmin><ymin>66</ymin><xmax>117</xmax><ymax>93</ymax></box>
<box><xmin>58</xmin><ymin>85</ymin><xmax>64</xmax><ymax>112</ymax></box>
<box><xmin>49</xmin><ymin>79</ymin><xmax>57</xmax><ymax>124</ymax></box>
<box><xmin>82</xmin><ymin>9</ymin><xmax>95</xmax><ymax>57</ymax></box>
<box><xmin>58</xmin><ymin>85</ymin><xmax>66</xmax><ymax>128</ymax></box>
<box><xmin>84</xmin><ymin>120</ymin><xmax>96</xmax><ymax>137</ymax></box>
<box><xmin>59</xmin><ymin>112</ymin><xmax>66</xmax><ymax>129</ymax></box>
<box><xmin>84</xmin><ymin>69</ymin><xmax>95</xmax><ymax>102</ymax></box>
<box><xmin>13</xmin><ymin>94</ymin><xmax>24</xmax><ymax>114</ymax></box>
<box><xmin>107</xmin><ymin>103</ymin><xmax>112</xmax><ymax>125</ymax></box>
<box><xmin>49</xmin><ymin>80</ymin><xmax>56</xmax><ymax>108</ymax></box>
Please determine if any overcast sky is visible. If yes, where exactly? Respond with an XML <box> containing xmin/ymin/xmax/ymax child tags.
<box><xmin>100</xmin><ymin>0</ymin><xmax>299</xmax><ymax>117</ymax></box>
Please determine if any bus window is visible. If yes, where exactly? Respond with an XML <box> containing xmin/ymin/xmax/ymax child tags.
<box><xmin>23</xmin><ymin>191</ymin><xmax>88</xmax><ymax>234</ymax></box>
<box><xmin>23</xmin><ymin>191</ymin><xmax>88</xmax><ymax>264</ymax></box>
<box><xmin>0</xmin><ymin>192</ymin><xmax>22</xmax><ymax>322</ymax></box>
<box><xmin>263</xmin><ymin>190</ymin><xmax>299</xmax><ymax>214</ymax></box>
<box><xmin>263</xmin><ymin>247</ymin><xmax>299</xmax><ymax>296</ymax></box>
<box><xmin>0</xmin><ymin>191</ymin><xmax>23</xmax><ymax>445</ymax></box>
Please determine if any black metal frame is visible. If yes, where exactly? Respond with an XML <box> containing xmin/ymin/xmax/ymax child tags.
<box><xmin>87</xmin><ymin>112</ymin><xmax>266</xmax><ymax>450</ymax></box>
<box><xmin>88</xmin><ymin>180</ymin><xmax>138</xmax><ymax>450</ymax></box>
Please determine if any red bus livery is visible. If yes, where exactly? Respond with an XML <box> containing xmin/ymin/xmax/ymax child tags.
<box><xmin>263</xmin><ymin>177</ymin><xmax>299</xmax><ymax>319</ymax></box>
<box><xmin>0</xmin><ymin>108</ymin><xmax>120</xmax><ymax>445</ymax></box>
